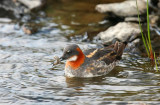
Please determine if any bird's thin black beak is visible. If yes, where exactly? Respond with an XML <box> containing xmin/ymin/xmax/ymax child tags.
<box><xmin>60</xmin><ymin>56</ymin><xmax>65</xmax><ymax>61</ymax></box>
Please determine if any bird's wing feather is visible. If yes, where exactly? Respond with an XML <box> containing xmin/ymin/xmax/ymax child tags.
<box><xmin>84</xmin><ymin>41</ymin><xmax>126</xmax><ymax>65</ymax></box>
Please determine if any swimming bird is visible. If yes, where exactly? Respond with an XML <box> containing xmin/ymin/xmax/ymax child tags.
<box><xmin>60</xmin><ymin>41</ymin><xmax>126</xmax><ymax>77</ymax></box>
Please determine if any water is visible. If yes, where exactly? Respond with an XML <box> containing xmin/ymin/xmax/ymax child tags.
<box><xmin>0</xmin><ymin>0</ymin><xmax>160</xmax><ymax>105</ymax></box>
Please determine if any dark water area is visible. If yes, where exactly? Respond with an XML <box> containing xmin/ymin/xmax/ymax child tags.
<box><xmin>0</xmin><ymin>0</ymin><xmax>160</xmax><ymax>105</ymax></box>
<box><xmin>44</xmin><ymin>0</ymin><xmax>125</xmax><ymax>40</ymax></box>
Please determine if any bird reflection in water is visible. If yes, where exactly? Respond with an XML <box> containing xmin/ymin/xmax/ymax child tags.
<box><xmin>65</xmin><ymin>67</ymin><xmax>121</xmax><ymax>90</ymax></box>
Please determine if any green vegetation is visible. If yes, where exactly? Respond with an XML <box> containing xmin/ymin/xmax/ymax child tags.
<box><xmin>136</xmin><ymin>0</ymin><xmax>159</xmax><ymax>70</ymax></box>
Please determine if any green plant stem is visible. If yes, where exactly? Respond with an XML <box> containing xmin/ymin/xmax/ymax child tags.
<box><xmin>136</xmin><ymin>0</ymin><xmax>150</xmax><ymax>57</ymax></box>
<box><xmin>136</xmin><ymin>0</ymin><xmax>159</xmax><ymax>70</ymax></box>
<box><xmin>147</xmin><ymin>0</ymin><xmax>151</xmax><ymax>45</ymax></box>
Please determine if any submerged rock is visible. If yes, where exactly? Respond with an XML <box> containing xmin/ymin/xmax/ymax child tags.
<box><xmin>95</xmin><ymin>0</ymin><xmax>146</xmax><ymax>17</ymax></box>
<box><xmin>22</xmin><ymin>23</ymin><xmax>40</xmax><ymax>35</ymax></box>
<box><xmin>97</xmin><ymin>22</ymin><xmax>141</xmax><ymax>44</ymax></box>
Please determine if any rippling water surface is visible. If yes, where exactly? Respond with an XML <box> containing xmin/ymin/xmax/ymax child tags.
<box><xmin>0</xmin><ymin>0</ymin><xmax>160</xmax><ymax>105</ymax></box>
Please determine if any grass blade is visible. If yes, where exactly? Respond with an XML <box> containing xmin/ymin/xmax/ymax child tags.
<box><xmin>147</xmin><ymin>0</ymin><xmax>151</xmax><ymax>45</ymax></box>
<box><xmin>136</xmin><ymin>0</ymin><xmax>150</xmax><ymax>57</ymax></box>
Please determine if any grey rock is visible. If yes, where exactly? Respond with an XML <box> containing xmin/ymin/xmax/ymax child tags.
<box><xmin>0</xmin><ymin>0</ymin><xmax>45</xmax><ymax>19</ymax></box>
<box><xmin>17</xmin><ymin>0</ymin><xmax>45</xmax><ymax>10</ymax></box>
<box><xmin>98</xmin><ymin>22</ymin><xmax>141</xmax><ymax>44</ymax></box>
<box><xmin>150</xmin><ymin>0</ymin><xmax>159</xmax><ymax>7</ymax></box>
<box><xmin>150</xmin><ymin>25</ymin><xmax>160</xmax><ymax>36</ymax></box>
<box><xmin>22</xmin><ymin>23</ymin><xmax>38</xmax><ymax>35</ymax></box>
<box><xmin>0</xmin><ymin>0</ymin><xmax>23</xmax><ymax>18</ymax></box>
<box><xmin>152</xmin><ymin>33</ymin><xmax>160</xmax><ymax>50</ymax></box>
<box><xmin>158</xmin><ymin>0</ymin><xmax>160</xmax><ymax>8</ymax></box>
<box><xmin>95</xmin><ymin>0</ymin><xmax>146</xmax><ymax>17</ymax></box>
<box><xmin>149</xmin><ymin>15</ymin><xmax>159</xmax><ymax>26</ymax></box>
<box><xmin>126</xmin><ymin>38</ymin><xmax>141</xmax><ymax>54</ymax></box>
<box><xmin>0</xmin><ymin>18</ymin><xmax>12</xmax><ymax>23</ymax></box>
<box><xmin>125</xmin><ymin>17</ymin><xmax>140</xmax><ymax>22</ymax></box>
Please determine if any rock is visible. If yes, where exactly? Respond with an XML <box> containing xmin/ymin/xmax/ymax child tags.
<box><xmin>125</xmin><ymin>17</ymin><xmax>140</xmax><ymax>22</ymax></box>
<box><xmin>150</xmin><ymin>25</ymin><xmax>160</xmax><ymax>36</ymax></box>
<box><xmin>149</xmin><ymin>15</ymin><xmax>159</xmax><ymax>26</ymax></box>
<box><xmin>95</xmin><ymin>0</ymin><xmax>146</xmax><ymax>17</ymax></box>
<box><xmin>17</xmin><ymin>0</ymin><xmax>45</xmax><ymax>10</ymax></box>
<box><xmin>150</xmin><ymin>0</ymin><xmax>159</xmax><ymax>7</ymax></box>
<box><xmin>22</xmin><ymin>23</ymin><xmax>38</xmax><ymax>35</ymax></box>
<box><xmin>126</xmin><ymin>38</ymin><xmax>141</xmax><ymax>54</ymax></box>
<box><xmin>158</xmin><ymin>0</ymin><xmax>160</xmax><ymax>8</ymax></box>
<box><xmin>0</xmin><ymin>18</ymin><xmax>12</xmax><ymax>23</ymax></box>
<box><xmin>97</xmin><ymin>22</ymin><xmax>141</xmax><ymax>44</ymax></box>
<box><xmin>0</xmin><ymin>0</ymin><xmax>45</xmax><ymax>19</ymax></box>
<box><xmin>0</xmin><ymin>0</ymin><xmax>23</xmax><ymax>18</ymax></box>
<box><xmin>152</xmin><ymin>34</ymin><xmax>160</xmax><ymax>52</ymax></box>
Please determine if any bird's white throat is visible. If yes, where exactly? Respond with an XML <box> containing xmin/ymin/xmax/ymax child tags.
<box><xmin>67</xmin><ymin>55</ymin><xmax>78</xmax><ymax>61</ymax></box>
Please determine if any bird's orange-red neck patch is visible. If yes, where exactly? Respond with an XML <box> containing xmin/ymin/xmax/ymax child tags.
<box><xmin>65</xmin><ymin>48</ymin><xmax>85</xmax><ymax>70</ymax></box>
